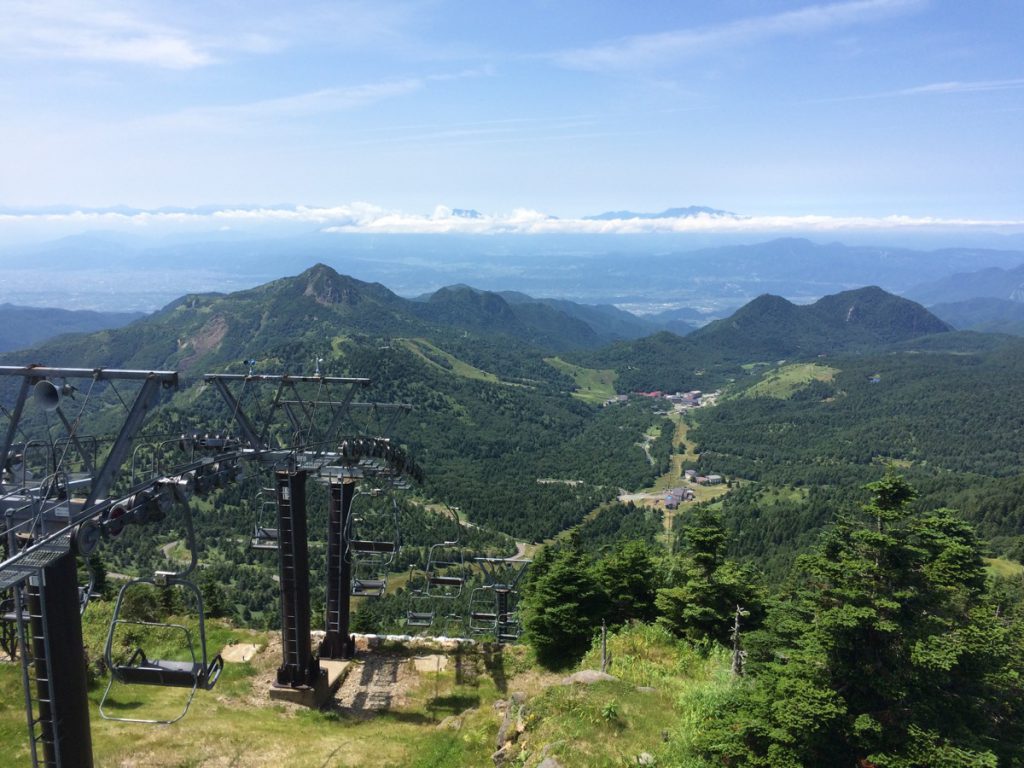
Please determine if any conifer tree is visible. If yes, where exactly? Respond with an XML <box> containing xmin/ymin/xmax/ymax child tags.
<box><xmin>596</xmin><ymin>539</ymin><xmax>660</xmax><ymax>627</ymax></box>
<box><xmin>522</xmin><ymin>538</ymin><xmax>604</xmax><ymax>669</ymax></box>
<box><xmin>655</xmin><ymin>506</ymin><xmax>762</xmax><ymax>646</ymax></box>
<box><xmin>703</xmin><ymin>471</ymin><xmax>1024</xmax><ymax>767</ymax></box>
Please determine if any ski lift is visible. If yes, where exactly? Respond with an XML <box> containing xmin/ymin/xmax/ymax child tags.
<box><xmin>99</xmin><ymin>497</ymin><xmax>224</xmax><ymax>724</ymax></box>
<box><xmin>345</xmin><ymin>488</ymin><xmax>399</xmax><ymax>598</ymax></box>
<box><xmin>497</xmin><ymin>609</ymin><xmax>522</xmax><ymax>643</ymax></box>
<box><xmin>406</xmin><ymin>611</ymin><xmax>434</xmax><ymax>629</ymax></box>
<box><xmin>468</xmin><ymin>557</ymin><xmax>530</xmax><ymax>643</ymax></box>
<box><xmin>404</xmin><ymin>565</ymin><xmax>434</xmax><ymax>628</ymax></box>
<box><xmin>404</xmin><ymin>505</ymin><xmax>465</xmax><ymax>629</ymax></box>
<box><xmin>424</xmin><ymin>506</ymin><xmax>466</xmax><ymax>599</ymax></box>
<box><xmin>468</xmin><ymin>586</ymin><xmax>499</xmax><ymax>635</ymax></box>
<box><xmin>250</xmin><ymin>485</ymin><xmax>279</xmax><ymax>551</ymax></box>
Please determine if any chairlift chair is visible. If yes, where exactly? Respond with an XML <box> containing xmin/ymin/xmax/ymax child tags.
<box><xmin>406</xmin><ymin>610</ymin><xmax>435</xmax><ymax>629</ymax></box>
<box><xmin>424</xmin><ymin>505</ymin><xmax>466</xmax><ymax>599</ymax></box>
<box><xmin>470</xmin><ymin>556</ymin><xmax>530</xmax><ymax>643</ymax></box>
<box><xmin>404</xmin><ymin>565</ymin><xmax>435</xmax><ymax>628</ymax></box>
<box><xmin>468</xmin><ymin>586</ymin><xmax>499</xmax><ymax>635</ymax></box>
<box><xmin>497</xmin><ymin>607</ymin><xmax>523</xmax><ymax>643</ymax></box>
<box><xmin>345</xmin><ymin>488</ymin><xmax>399</xmax><ymax>597</ymax></box>
<box><xmin>250</xmin><ymin>485</ymin><xmax>279</xmax><ymax>551</ymax></box>
<box><xmin>99</xmin><ymin>499</ymin><xmax>224</xmax><ymax>725</ymax></box>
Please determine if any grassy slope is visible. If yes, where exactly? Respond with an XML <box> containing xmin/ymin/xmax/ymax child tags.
<box><xmin>514</xmin><ymin>624</ymin><xmax>732</xmax><ymax>767</ymax></box>
<box><xmin>985</xmin><ymin>557</ymin><xmax>1024</xmax><ymax>578</ymax></box>
<box><xmin>0</xmin><ymin>617</ymin><xmax>730</xmax><ymax>768</ymax></box>
<box><xmin>544</xmin><ymin>357</ymin><xmax>618</xmax><ymax>404</ymax></box>
<box><xmin>2</xmin><ymin>604</ymin><xmax>505</xmax><ymax>768</ymax></box>
<box><xmin>398</xmin><ymin>338</ymin><xmax>500</xmax><ymax>383</ymax></box>
<box><xmin>740</xmin><ymin>362</ymin><xmax>839</xmax><ymax>399</ymax></box>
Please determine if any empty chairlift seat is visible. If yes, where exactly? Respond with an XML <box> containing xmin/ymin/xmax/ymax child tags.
<box><xmin>113</xmin><ymin>641</ymin><xmax>223</xmax><ymax>689</ymax></box>
<box><xmin>100</xmin><ymin>498</ymin><xmax>224</xmax><ymax>725</ymax></box>
<box><xmin>345</xmin><ymin>489</ymin><xmax>400</xmax><ymax>598</ymax></box>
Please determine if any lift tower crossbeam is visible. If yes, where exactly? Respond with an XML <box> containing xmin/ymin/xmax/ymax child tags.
<box><xmin>0</xmin><ymin>366</ymin><xmax>178</xmax><ymax>768</ymax></box>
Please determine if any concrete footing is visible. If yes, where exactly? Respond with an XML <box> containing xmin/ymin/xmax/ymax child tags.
<box><xmin>269</xmin><ymin>670</ymin><xmax>332</xmax><ymax>708</ymax></box>
<box><xmin>268</xmin><ymin>661</ymin><xmax>352</xmax><ymax>708</ymax></box>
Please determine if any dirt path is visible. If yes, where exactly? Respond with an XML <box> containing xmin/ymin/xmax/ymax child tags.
<box><xmin>335</xmin><ymin>655</ymin><xmax>417</xmax><ymax>714</ymax></box>
<box><xmin>509</xmin><ymin>541</ymin><xmax>528</xmax><ymax>561</ymax></box>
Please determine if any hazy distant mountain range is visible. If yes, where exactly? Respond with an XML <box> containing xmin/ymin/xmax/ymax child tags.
<box><xmin>0</xmin><ymin>304</ymin><xmax>144</xmax><ymax>353</ymax></box>
<box><xmin>583</xmin><ymin>206</ymin><xmax>734</xmax><ymax>220</ymax></box>
<box><xmin>928</xmin><ymin>298</ymin><xmax>1024</xmax><ymax>336</ymax></box>
<box><xmin>4</xmin><ymin>231</ymin><xmax>1023</xmax><ymax>316</ymax></box>
<box><xmin>1</xmin><ymin>264</ymin><xmax>951</xmax><ymax>387</ymax></box>
<box><xmin>907</xmin><ymin>263</ymin><xmax>1024</xmax><ymax>305</ymax></box>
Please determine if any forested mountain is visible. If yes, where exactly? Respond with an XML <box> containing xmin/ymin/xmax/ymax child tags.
<box><xmin>685</xmin><ymin>332</ymin><xmax>1024</xmax><ymax>574</ymax></box>
<box><xmin>6</xmin><ymin>262</ymin><xmax>1024</xmax><ymax>766</ymax></box>
<box><xmin>0</xmin><ymin>267</ymin><xmax>1014</xmax><ymax>568</ymax></box>
<box><xmin>908</xmin><ymin>261</ymin><xmax>1024</xmax><ymax>305</ymax></box>
<box><xmin>416</xmin><ymin>285</ymin><xmax>601</xmax><ymax>350</ymax></box>
<box><xmin>0</xmin><ymin>264</ymin><xmax>677</xmax><ymax>544</ymax></box>
<box><xmin>930</xmin><ymin>297</ymin><xmax>1024</xmax><ymax>335</ymax></box>
<box><xmin>688</xmin><ymin>286</ymin><xmax>950</xmax><ymax>360</ymax></box>
<box><xmin>0</xmin><ymin>303</ymin><xmax>144</xmax><ymax>352</ymax></box>
<box><xmin>7</xmin><ymin>265</ymin><xmax>642</xmax><ymax>376</ymax></box>
<box><xmin>574</xmin><ymin>286</ymin><xmax>951</xmax><ymax>391</ymax></box>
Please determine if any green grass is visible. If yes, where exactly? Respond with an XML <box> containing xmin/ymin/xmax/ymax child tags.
<box><xmin>520</xmin><ymin>624</ymin><xmax>733</xmax><ymax>768</ymax></box>
<box><xmin>3</xmin><ymin>608</ymin><xmax>736</xmax><ymax>767</ymax></box>
<box><xmin>757</xmin><ymin>485</ymin><xmax>809</xmax><ymax>504</ymax></box>
<box><xmin>398</xmin><ymin>339</ymin><xmax>500</xmax><ymax>383</ymax></box>
<box><xmin>2</xmin><ymin>617</ymin><xmax>509</xmax><ymax>768</ymax></box>
<box><xmin>544</xmin><ymin>357</ymin><xmax>618</xmax><ymax>404</ymax></box>
<box><xmin>742</xmin><ymin>362</ymin><xmax>839</xmax><ymax>399</ymax></box>
<box><xmin>985</xmin><ymin>557</ymin><xmax>1024</xmax><ymax>578</ymax></box>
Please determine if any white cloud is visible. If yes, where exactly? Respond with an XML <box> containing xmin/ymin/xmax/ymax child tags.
<box><xmin>155</xmin><ymin>80</ymin><xmax>426</xmax><ymax>131</ymax></box>
<box><xmin>323</xmin><ymin>210</ymin><xmax>1024</xmax><ymax>235</ymax></box>
<box><xmin>898</xmin><ymin>78</ymin><xmax>1024</xmax><ymax>95</ymax></box>
<box><xmin>814</xmin><ymin>77</ymin><xmax>1024</xmax><ymax>104</ymax></box>
<box><xmin>3</xmin><ymin>205</ymin><xmax>1017</xmax><ymax>235</ymax></box>
<box><xmin>125</xmin><ymin>69</ymin><xmax>489</xmax><ymax>134</ymax></box>
<box><xmin>553</xmin><ymin>0</ymin><xmax>921</xmax><ymax>71</ymax></box>
<box><xmin>0</xmin><ymin>0</ymin><xmax>217</xmax><ymax>69</ymax></box>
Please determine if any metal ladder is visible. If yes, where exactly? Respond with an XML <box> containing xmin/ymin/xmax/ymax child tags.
<box><xmin>19</xmin><ymin>581</ymin><xmax>60</xmax><ymax>768</ymax></box>
<box><xmin>277</xmin><ymin>479</ymin><xmax>301</xmax><ymax>675</ymax></box>
<box><xmin>324</xmin><ymin>483</ymin><xmax>345</xmax><ymax>640</ymax></box>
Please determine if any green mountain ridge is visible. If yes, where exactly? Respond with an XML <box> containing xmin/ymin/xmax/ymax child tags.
<box><xmin>908</xmin><ymin>261</ymin><xmax>1024</xmax><ymax>305</ymax></box>
<box><xmin>930</xmin><ymin>296</ymin><xmax>1024</xmax><ymax>336</ymax></box>
<box><xmin>690</xmin><ymin>286</ymin><xmax>951</xmax><ymax>359</ymax></box>
<box><xmin>576</xmin><ymin>286</ymin><xmax>952</xmax><ymax>392</ymax></box>
<box><xmin>0</xmin><ymin>303</ymin><xmax>145</xmax><ymax>353</ymax></box>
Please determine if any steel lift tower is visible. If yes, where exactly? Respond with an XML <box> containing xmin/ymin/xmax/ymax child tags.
<box><xmin>205</xmin><ymin>373</ymin><xmax>416</xmax><ymax>692</ymax></box>
<box><xmin>0</xmin><ymin>366</ymin><xmax>178</xmax><ymax>768</ymax></box>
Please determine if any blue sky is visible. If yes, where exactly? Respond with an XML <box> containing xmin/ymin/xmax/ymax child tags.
<box><xmin>1</xmin><ymin>0</ymin><xmax>1022</xmax><ymax>231</ymax></box>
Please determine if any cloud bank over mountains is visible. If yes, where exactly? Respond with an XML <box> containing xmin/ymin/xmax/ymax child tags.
<box><xmin>0</xmin><ymin>204</ymin><xmax>1021</xmax><ymax>239</ymax></box>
